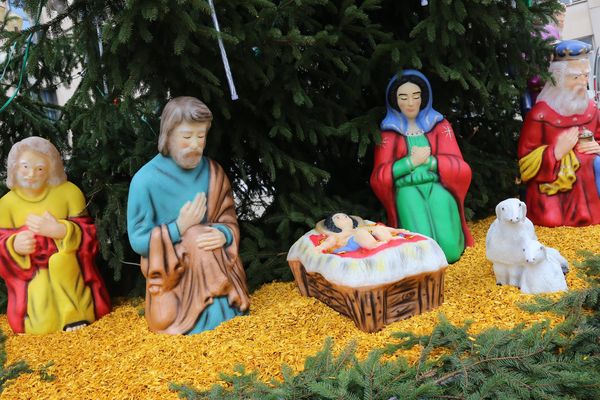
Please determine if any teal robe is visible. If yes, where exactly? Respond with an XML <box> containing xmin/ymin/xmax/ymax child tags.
<box><xmin>127</xmin><ymin>154</ymin><xmax>241</xmax><ymax>334</ymax></box>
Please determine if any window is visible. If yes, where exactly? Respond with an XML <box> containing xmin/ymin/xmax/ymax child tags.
<box><xmin>559</xmin><ymin>0</ymin><xmax>587</xmax><ymax>5</ymax></box>
<box><xmin>39</xmin><ymin>89</ymin><xmax>60</xmax><ymax>121</ymax></box>
<box><xmin>577</xmin><ymin>35</ymin><xmax>594</xmax><ymax>48</ymax></box>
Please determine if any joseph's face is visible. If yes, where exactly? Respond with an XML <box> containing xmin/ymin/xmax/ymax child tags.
<box><xmin>15</xmin><ymin>149</ymin><xmax>50</xmax><ymax>190</ymax></box>
<box><xmin>562</xmin><ymin>59</ymin><xmax>590</xmax><ymax>98</ymax></box>
<box><xmin>396</xmin><ymin>82</ymin><xmax>422</xmax><ymax>120</ymax></box>
<box><xmin>168</xmin><ymin>120</ymin><xmax>210</xmax><ymax>169</ymax></box>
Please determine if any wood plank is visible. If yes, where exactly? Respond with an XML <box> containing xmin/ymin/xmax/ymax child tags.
<box><xmin>288</xmin><ymin>261</ymin><xmax>447</xmax><ymax>332</ymax></box>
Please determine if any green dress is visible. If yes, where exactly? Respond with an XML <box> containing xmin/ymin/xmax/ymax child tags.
<box><xmin>392</xmin><ymin>135</ymin><xmax>464</xmax><ymax>263</ymax></box>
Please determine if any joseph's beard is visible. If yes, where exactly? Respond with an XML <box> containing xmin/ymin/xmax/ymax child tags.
<box><xmin>537</xmin><ymin>84</ymin><xmax>589</xmax><ymax>116</ymax></box>
<box><xmin>172</xmin><ymin>148</ymin><xmax>202</xmax><ymax>169</ymax></box>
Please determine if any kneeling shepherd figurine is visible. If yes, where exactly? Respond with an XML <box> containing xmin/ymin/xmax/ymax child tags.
<box><xmin>0</xmin><ymin>137</ymin><xmax>111</xmax><ymax>334</ymax></box>
<box><xmin>127</xmin><ymin>96</ymin><xmax>249</xmax><ymax>335</ymax></box>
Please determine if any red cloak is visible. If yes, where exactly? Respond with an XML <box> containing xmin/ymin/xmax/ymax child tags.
<box><xmin>370</xmin><ymin>119</ymin><xmax>474</xmax><ymax>247</ymax></box>
<box><xmin>518</xmin><ymin>100</ymin><xmax>600</xmax><ymax>226</ymax></box>
<box><xmin>0</xmin><ymin>217</ymin><xmax>111</xmax><ymax>333</ymax></box>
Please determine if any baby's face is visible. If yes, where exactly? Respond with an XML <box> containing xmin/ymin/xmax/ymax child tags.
<box><xmin>332</xmin><ymin>213</ymin><xmax>354</xmax><ymax>231</ymax></box>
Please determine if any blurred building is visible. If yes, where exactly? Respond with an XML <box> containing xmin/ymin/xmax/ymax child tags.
<box><xmin>0</xmin><ymin>1</ymin><xmax>25</xmax><ymax>32</ymax></box>
<box><xmin>1</xmin><ymin>0</ymin><xmax>77</xmax><ymax>116</ymax></box>
<box><xmin>561</xmin><ymin>0</ymin><xmax>599</xmax><ymax>47</ymax></box>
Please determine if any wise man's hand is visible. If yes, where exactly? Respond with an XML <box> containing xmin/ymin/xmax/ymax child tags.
<box><xmin>196</xmin><ymin>227</ymin><xmax>226</xmax><ymax>251</ymax></box>
<box><xmin>176</xmin><ymin>193</ymin><xmax>207</xmax><ymax>235</ymax></box>
<box><xmin>14</xmin><ymin>230</ymin><xmax>36</xmax><ymax>256</ymax></box>
<box><xmin>410</xmin><ymin>146</ymin><xmax>431</xmax><ymax>167</ymax></box>
<box><xmin>554</xmin><ymin>127</ymin><xmax>579</xmax><ymax>160</ymax></box>
<box><xmin>26</xmin><ymin>212</ymin><xmax>67</xmax><ymax>240</ymax></box>
<box><xmin>576</xmin><ymin>140</ymin><xmax>600</xmax><ymax>155</ymax></box>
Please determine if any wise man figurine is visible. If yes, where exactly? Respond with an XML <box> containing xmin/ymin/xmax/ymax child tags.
<box><xmin>518</xmin><ymin>40</ymin><xmax>600</xmax><ymax>227</ymax></box>
<box><xmin>127</xmin><ymin>96</ymin><xmax>249</xmax><ymax>335</ymax></box>
<box><xmin>0</xmin><ymin>137</ymin><xmax>111</xmax><ymax>334</ymax></box>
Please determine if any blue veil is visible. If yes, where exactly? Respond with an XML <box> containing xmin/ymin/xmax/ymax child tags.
<box><xmin>380</xmin><ymin>70</ymin><xmax>443</xmax><ymax>135</ymax></box>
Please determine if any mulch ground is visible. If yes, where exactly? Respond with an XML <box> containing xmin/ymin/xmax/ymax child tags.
<box><xmin>1</xmin><ymin>216</ymin><xmax>596</xmax><ymax>399</ymax></box>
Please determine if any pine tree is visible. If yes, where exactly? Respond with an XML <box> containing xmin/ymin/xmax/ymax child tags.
<box><xmin>0</xmin><ymin>0</ymin><xmax>561</xmax><ymax>295</ymax></box>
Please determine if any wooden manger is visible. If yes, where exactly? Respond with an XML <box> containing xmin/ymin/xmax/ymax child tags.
<box><xmin>288</xmin><ymin>260</ymin><xmax>447</xmax><ymax>333</ymax></box>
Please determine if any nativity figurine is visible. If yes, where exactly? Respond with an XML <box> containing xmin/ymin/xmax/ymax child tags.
<box><xmin>127</xmin><ymin>96</ymin><xmax>249</xmax><ymax>335</ymax></box>
<box><xmin>287</xmin><ymin>214</ymin><xmax>448</xmax><ymax>332</ymax></box>
<box><xmin>315</xmin><ymin>213</ymin><xmax>408</xmax><ymax>254</ymax></box>
<box><xmin>370</xmin><ymin>70</ymin><xmax>474</xmax><ymax>263</ymax></box>
<box><xmin>518</xmin><ymin>40</ymin><xmax>600</xmax><ymax>227</ymax></box>
<box><xmin>0</xmin><ymin>137</ymin><xmax>110</xmax><ymax>334</ymax></box>
<box><xmin>486</xmin><ymin>198</ymin><xmax>568</xmax><ymax>294</ymax></box>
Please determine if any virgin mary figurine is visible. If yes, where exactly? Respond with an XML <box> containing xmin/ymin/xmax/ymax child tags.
<box><xmin>370</xmin><ymin>70</ymin><xmax>474</xmax><ymax>262</ymax></box>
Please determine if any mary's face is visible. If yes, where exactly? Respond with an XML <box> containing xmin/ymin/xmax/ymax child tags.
<box><xmin>396</xmin><ymin>82</ymin><xmax>422</xmax><ymax>120</ymax></box>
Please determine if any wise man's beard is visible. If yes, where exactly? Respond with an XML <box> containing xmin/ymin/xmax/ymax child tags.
<box><xmin>172</xmin><ymin>148</ymin><xmax>202</xmax><ymax>169</ymax></box>
<box><xmin>537</xmin><ymin>83</ymin><xmax>589</xmax><ymax>116</ymax></box>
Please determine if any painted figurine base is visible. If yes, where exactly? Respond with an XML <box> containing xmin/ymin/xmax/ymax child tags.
<box><xmin>287</xmin><ymin>215</ymin><xmax>448</xmax><ymax>332</ymax></box>
<box><xmin>486</xmin><ymin>198</ymin><xmax>568</xmax><ymax>294</ymax></box>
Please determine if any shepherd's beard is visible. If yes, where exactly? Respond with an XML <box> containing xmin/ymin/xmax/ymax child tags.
<box><xmin>16</xmin><ymin>175</ymin><xmax>46</xmax><ymax>190</ymax></box>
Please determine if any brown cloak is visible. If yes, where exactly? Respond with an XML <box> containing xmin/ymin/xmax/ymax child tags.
<box><xmin>140</xmin><ymin>159</ymin><xmax>249</xmax><ymax>334</ymax></box>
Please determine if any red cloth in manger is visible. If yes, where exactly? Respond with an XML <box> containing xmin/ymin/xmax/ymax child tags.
<box><xmin>309</xmin><ymin>231</ymin><xmax>428</xmax><ymax>259</ymax></box>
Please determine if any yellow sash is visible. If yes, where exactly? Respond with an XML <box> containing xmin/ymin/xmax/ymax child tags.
<box><xmin>518</xmin><ymin>145</ymin><xmax>579</xmax><ymax>195</ymax></box>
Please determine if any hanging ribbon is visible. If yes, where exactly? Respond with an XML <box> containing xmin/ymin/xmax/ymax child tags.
<box><xmin>0</xmin><ymin>3</ymin><xmax>43</xmax><ymax>114</ymax></box>
<box><xmin>207</xmin><ymin>0</ymin><xmax>238</xmax><ymax>100</ymax></box>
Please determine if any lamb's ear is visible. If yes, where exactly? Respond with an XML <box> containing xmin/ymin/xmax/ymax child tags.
<box><xmin>495</xmin><ymin>202</ymin><xmax>503</xmax><ymax>219</ymax></box>
<box><xmin>520</xmin><ymin>201</ymin><xmax>527</xmax><ymax>221</ymax></box>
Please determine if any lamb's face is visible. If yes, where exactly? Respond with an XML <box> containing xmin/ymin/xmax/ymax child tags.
<box><xmin>523</xmin><ymin>241</ymin><xmax>545</xmax><ymax>264</ymax></box>
<box><xmin>496</xmin><ymin>199</ymin><xmax>527</xmax><ymax>223</ymax></box>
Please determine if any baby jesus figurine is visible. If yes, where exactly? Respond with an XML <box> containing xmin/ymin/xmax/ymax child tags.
<box><xmin>315</xmin><ymin>213</ymin><xmax>407</xmax><ymax>254</ymax></box>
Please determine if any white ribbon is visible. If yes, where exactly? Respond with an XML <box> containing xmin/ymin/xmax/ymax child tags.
<box><xmin>207</xmin><ymin>0</ymin><xmax>239</xmax><ymax>100</ymax></box>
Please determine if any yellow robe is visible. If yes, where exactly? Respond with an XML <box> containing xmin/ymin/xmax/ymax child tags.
<box><xmin>0</xmin><ymin>181</ymin><xmax>95</xmax><ymax>334</ymax></box>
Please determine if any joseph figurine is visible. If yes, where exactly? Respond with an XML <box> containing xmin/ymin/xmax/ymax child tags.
<box><xmin>127</xmin><ymin>96</ymin><xmax>249</xmax><ymax>334</ymax></box>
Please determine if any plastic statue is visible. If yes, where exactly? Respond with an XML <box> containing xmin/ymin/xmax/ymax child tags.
<box><xmin>127</xmin><ymin>96</ymin><xmax>249</xmax><ymax>335</ymax></box>
<box><xmin>518</xmin><ymin>40</ymin><xmax>600</xmax><ymax>227</ymax></box>
<box><xmin>370</xmin><ymin>70</ymin><xmax>474</xmax><ymax>263</ymax></box>
<box><xmin>486</xmin><ymin>198</ymin><xmax>537</xmax><ymax>287</ymax></box>
<box><xmin>287</xmin><ymin>214</ymin><xmax>448</xmax><ymax>332</ymax></box>
<box><xmin>0</xmin><ymin>137</ymin><xmax>110</xmax><ymax>334</ymax></box>
<box><xmin>520</xmin><ymin>240</ymin><xmax>568</xmax><ymax>294</ymax></box>
<box><xmin>315</xmin><ymin>213</ymin><xmax>408</xmax><ymax>254</ymax></box>
<box><xmin>486</xmin><ymin>198</ymin><xmax>568</xmax><ymax>294</ymax></box>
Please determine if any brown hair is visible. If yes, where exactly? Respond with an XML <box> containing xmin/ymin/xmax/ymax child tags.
<box><xmin>6</xmin><ymin>136</ymin><xmax>67</xmax><ymax>189</ymax></box>
<box><xmin>158</xmin><ymin>96</ymin><xmax>213</xmax><ymax>156</ymax></box>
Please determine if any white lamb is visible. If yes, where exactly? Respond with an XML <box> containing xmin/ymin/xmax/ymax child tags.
<box><xmin>486</xmin><ymin>198</ymin><xmax>536</xmax><ymax>286</ymax></box>
<box><xmin>520</xmin><ymin>240</ymin><xmax>568</xmax><ymax>294</ymax></box>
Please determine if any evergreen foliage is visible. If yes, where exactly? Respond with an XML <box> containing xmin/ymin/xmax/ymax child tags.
<box><xmin>0</xmin><ymin>0</ymin><xmax>561</xmax><ymax>296</ymax></box>
<box><xmin>171</xmin><ymin>253</ymin><xmax>600</xmax><ymax>399</ymax></box>
<box><xmin>0</xmin><ymin>331</ymin><xmax>32</xmax><ymax>393</ymax></box>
